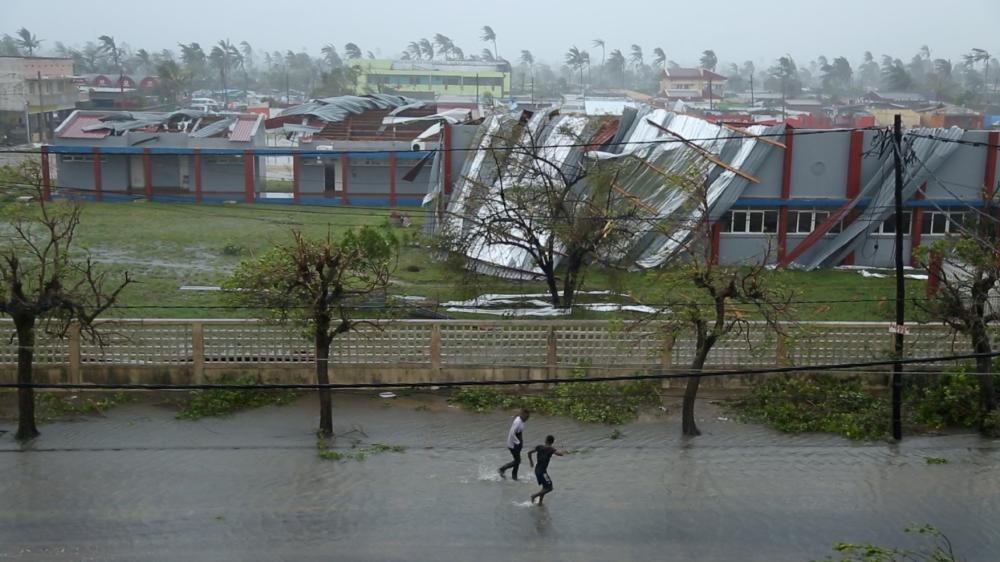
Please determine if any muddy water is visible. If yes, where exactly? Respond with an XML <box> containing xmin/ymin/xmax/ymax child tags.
<box><xmin>1</xmin><ymin>393</ymin><xmax>998</xmax><ymax>562</ymax></box>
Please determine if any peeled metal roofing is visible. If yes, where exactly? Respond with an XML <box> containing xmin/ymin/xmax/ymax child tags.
<box><xmin>58</xmin><ymin>114</ymin><xmax>110</xmax><ymax>139</ymax></box>
<box><xmin>228</xmin><ymin>115</ymin><xmax>259</xmax><ymax>142</ymax></box>
<box><xmin>435</xmin><ymin>107</ymin><xmax>784</xmax><ymax>274</ymax></box>
<box><xmin>793</xmin><ymin>127</ymin><xmax>965</xmax><ymax>270</ymax></box>
<box><xmin>275</xmin><ymin>94</ymin><xmax>423</xmax><ymax>124</ymax></box>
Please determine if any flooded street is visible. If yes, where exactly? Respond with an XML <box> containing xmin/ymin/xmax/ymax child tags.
<box><xmin>1</xmin><ymin>393</ymin><xmax>999</xmax><ymax>561</ymax></box>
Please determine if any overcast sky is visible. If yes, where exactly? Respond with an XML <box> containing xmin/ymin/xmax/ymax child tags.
<box><xmin>5</xmin><ymin>0</ymin><xmax>999</xmax><ymax>67</ymax></box>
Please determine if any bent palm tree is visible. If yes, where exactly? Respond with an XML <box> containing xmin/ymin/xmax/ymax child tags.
<box><xmin>344</xmin><ymin>43</ymin><xmax>362</xmax><ymax>60</ymax></box>
<box><xmin>481</xmin><ymin>25</ymin><xmax>498</xmax><ymax>60</ymax></box>
<box><xmin>16</xmin><ymin>28</ymin><xmax>41</xmax><ymax>57</ymax></box>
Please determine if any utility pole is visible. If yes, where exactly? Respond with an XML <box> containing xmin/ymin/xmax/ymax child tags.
<box><xmin>891</xmin><ymin>114</ymin><xmax>906</xmax><ymax>441</ymax></box>
<box><xmin>749</xmin><ymin>72</ymin><xmax>755</xmax><ymax>106</ymax></box>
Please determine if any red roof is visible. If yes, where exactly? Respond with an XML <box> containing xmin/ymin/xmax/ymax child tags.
<box><xmin>229</xmin><ymin>115</ymin><xmax>258</xmax><ymax>142</ymax></box>
<box><xmin>58</xmin><ymin>114</ymin><xmax>110</xmax><ymax>139</ymax></box>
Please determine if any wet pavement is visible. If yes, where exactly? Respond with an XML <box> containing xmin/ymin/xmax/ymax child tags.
<box><xmin>1</xmin><ymin>392</ymin><xmax>998</xmax><ymax>561</ymax></box>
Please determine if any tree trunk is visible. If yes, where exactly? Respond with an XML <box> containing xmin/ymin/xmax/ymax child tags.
<box><xmin>972</xmin><ymin>326</ymin><xmax>998</xmax><ymax>415</ymax></box>
<box><xmin>15</xmin><ymin>316</ymin><xmax>39</xmax><ymax>441</ymax></box>
<box><xmin>541</xmin><ymin>263</ymin><xmax>560</xmax><ymax>307</ymax></box>
<box><xmin>315</xmin><ymin>326</ymin><xmax>333</xmax><ymax>437</ymax></box>
<box><xmin>682</xmin><ymin>344</ymin><xmax>711</xmax><ymax>437</ymax></box>
<box><xmin>561</xmin><ymin>252</ymin><xmax>585</xmax><ymax>309</ymax></box>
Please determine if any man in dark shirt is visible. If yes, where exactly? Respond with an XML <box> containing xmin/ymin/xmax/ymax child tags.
<box><xmin>528</xmin><ymin>435</ymin><xmax>564</xmax><ymax>505</ymax></box>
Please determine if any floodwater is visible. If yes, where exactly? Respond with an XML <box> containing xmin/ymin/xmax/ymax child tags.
<box><xmin>1</xmin><ymin>393</ymin><xmax>999</xmax><ymax>562</ymax></box>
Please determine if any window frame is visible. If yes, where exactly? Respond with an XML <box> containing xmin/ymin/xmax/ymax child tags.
<box><xmin>787</xmin><ymin>208</ymin><xmax>843</xmax><ymax>235</ymax></box>
<box><xmin>720</xmin><ymin>208</ymin><xmax>779</xmax><ymax>234</ymax></box>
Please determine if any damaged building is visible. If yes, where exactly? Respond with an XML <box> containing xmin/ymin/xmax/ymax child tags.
<box><xmin>432</xmin><ymin>106</ymin><xmax>999</xmax><ymax>273</ymax></box>
<box><xmin>50</xmin><ymin>109</ymin><xmax>266</xmax><ymax>201</ymax></box>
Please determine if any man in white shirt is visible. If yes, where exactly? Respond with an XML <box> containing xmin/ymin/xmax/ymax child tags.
<box><xmin>498</xmin><ymin>409</ymin><xmax>530</xmax><ymax>480</ymax></box>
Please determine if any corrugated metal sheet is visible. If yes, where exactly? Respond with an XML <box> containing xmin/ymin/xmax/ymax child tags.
<box><xmin>794</xmin><ymin>127</ymin><xmax>965</xmax><ymax>270</ymax></box>
<box><xmin>269</xmin><ymin>94</ymin><xmax>422</xmax><ymax>125</ymax></box>
<box><xmin>229</xmin><ymin>116</ymin><xmax>258</xmax><ymax>142</ymax></box>
<box><xmin>58</xmin><ymin>114</ymin><xmax>110</xmax><ymax>139</ymax></box>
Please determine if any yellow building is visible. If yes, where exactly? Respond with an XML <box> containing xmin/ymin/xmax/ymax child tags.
<box><xmin>867</xmin><ymin>107</ymin><xmax>922</xmax><ymax>128</ymax></box>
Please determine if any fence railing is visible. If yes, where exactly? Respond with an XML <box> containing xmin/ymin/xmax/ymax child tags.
<box><xmin>0</xmin><ymin>319</ymin><xmax>982</xmax><ymax>375</ymax></box>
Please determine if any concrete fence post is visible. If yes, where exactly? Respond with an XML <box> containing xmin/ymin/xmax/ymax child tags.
<box><xmin>660</xmin><ymin>327</ymin><xmax>676</xmax><ymax>389</ymax></box>
<box><xmin>776</xmin><ymin>334</ymin><xmax>790</xmax><ymax>368</ymax></box>
<box><xmin>192</xmin><ymin>322</ymin><xmax>205</xmax><ymax>385</ymax></box>
<box><xmin>430</xmin><ymin>323</ymin><xmax>442</xmax><ymax>373</ymax></box>
<box><xmin>546</xmin><ymin>326</ymin><xmax>557</xmax><ymax>379</ymax></box>
<box><xmin>68</xmin><ymin>321</ymin><xmax>81</xmax><ymax>384</ymax></box>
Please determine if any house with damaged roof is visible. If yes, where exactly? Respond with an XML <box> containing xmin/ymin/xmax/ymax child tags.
<box><xmin>263</xmin><ymin>94</ymin><xmax>477</xmax><ymax>205</ymax></box>
<box><xmin>50</xmin><ymin>109</ymin><xmax>266</xmax><ymax>201</ymax></box>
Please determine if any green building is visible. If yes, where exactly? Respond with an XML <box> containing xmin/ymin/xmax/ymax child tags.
<box><xmin>353</xmin><ymin>59</ymin><xmax>511</xmax><ymax>98</ymax></box>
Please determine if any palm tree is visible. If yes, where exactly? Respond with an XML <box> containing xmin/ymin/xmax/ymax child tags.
<box><xmin>653</xmin><ymin>47</ymin><xmax>666</xmax><ymax>69</ymax></box>
<box><xmin>608</xmin><ymin>48</ymin><xmax>626</xmax><ymax>87</ymax></box>
<box><xmin>407</xmin><ymin>41</ymin><xmax>422</xmax><ymax>60</ymax></box>
<box><xmin>99</xmin><ymin>35</ymin><xmax>125</xmax><ymax>96</ymax></box>
<box><xmin>520</xmin><ymin>50</ymin><xmax>534</xmax><ymax>67</ymax></box>
<box><xmin>322</xmin><ymin>44</ymin><xmax>342</xmax><ymax>68</ymax></box>
<box><xmin>629</xmin><ymin>44</ymin><xmax>644</xmax><ymax>69</ymax></box>
<box><xmin>481</xmin><ymin>25</ymin><xmax>498</xmax><ymax>60</ymax></box>
<box><xmin>344</xmin><ymin>43</ymin><xmax>362</xmax><ymax>60</ymax></box>
<box><xmin>155</xmin><ymin>59</ymin><xmax>187</xmax><ymax>103</ymax></box>
<box><xmin>451</xmin><ymin>46</ymin><xmax>464</xmax><ymax>60</ymax></box>
<box><xmin>481</xmin><ymin>48</ymin><xmax>495</xmax><ymax>62</ymax></box>
<box><xmin>964</xmin><ymin>48</ymin><xmax>992</xmax><ymax>96</ymax></box>
<box><xmin>565</xmin><ymin>46</ymin><xmax>587</xmax><ymax>92</ymax></box>
<box><xmin>591</xmin><ymin>39</ymin><xmax>606</xmax><ymax>66</ymax></box>
<box><xmin>240</xmin><ymin>41</ymin><xmax>254</xmax><ymax>70</ymax></box>
<box><xmin>418</xmin><ymin>39</ymin><xmax>434</xmax><ymax>61</ymax></box>
<box><xmin>210</xmin><ymin>41</ymin><xmax>234</xmax><ymax>105</ymax></box>
<box><xmin>700</xmin><ymin>49</ymin><xmax>718</xmax><ymax>71</ymax></box>
<box><xmin>16</xmin><ymin>28</ymin><xmax>41</xmax><ymax>57</ymax></box>
<box><xmin>433</xmin><ymin>34</ymin><xmax>454</xmax><ymax>59</ymax></box>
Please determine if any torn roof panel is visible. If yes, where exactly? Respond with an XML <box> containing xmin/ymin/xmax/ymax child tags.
<box><xmin>229</xmin><ymin>115</ymin><xmax>260</xmax><ymax>142</ymax></box>
<box><xmin>266</xmin><ymin>94</ymin><xmax>424</xmax><ymax>126</ymax></box>
<box><xmin>57</xmin><ymin>113</ymin><xmax>110</xmax><ymax>139</ymax></box>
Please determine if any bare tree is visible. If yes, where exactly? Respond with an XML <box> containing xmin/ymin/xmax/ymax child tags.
<box><xmin>445</xmin><ymin>121</ymin><xmax>642</xmax><ymax>308</ymax></box>
<box><xmin>916</xmin><ymin>198</ymin><xmax>1000</xmax><ymax>423</ymax></box>
<box><xmin>650</xmin><ymin>162</ymin><xmax>793</xmax><ymax>436</ymax></box>
<box><xmin>0</xmin><ymin>163</ymin><xmax>132</xmax><ymax>441</ymax></box>
<box><xmin>224</xmin><ymin>227</ymin><xmax>397</xmax><ymax>437</ymax></box>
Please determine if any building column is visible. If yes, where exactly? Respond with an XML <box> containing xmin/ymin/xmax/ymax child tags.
<box><xmin>243</xmin><ymin>150</ymin><xmax>254</xmax><ymax>204</ymax></box>
<box><xmin>143</xmin><ymin>148</ymin><xmax>153</xmax><ymax>201</ymax></box>
<box><xmin>40</xmin><ymin>145</ymin><xmax>51</xmax><ymax>201</ymax></box>
<box><xmin>92</xmin><ymin>147</ymin><xmax>103</xmax><ymax>202</ymax></box>
<box><xmin>841</xmin><ymin>130</ymin><xmax>864</xmax><ymax>265</ymax></box>
<box><xmin>388</xmin><ymin>152</ymin><xmax>397</xmax><ymax>207</ymax></box>
<box><xmin>193</xmin><ymin>150</ymin><xmax>203</xmax><ymax>203</ymax></box>
<box><xmin>292</xmin><ymin>153</ymin><xmax>302</xmax><ymax>205</ymax></box>
<box><xmin>340</xmin><ymin>154</ymin><xmax>350</xmax><ymax>205</ymax></box>
<box><xmin>776</xmin><ymin>127</ymin><xmax>794</xmax><ymax>263</ymax></box>
<box><xmin>442</xmin><ymin>122</ymin><xmax>453</xmax><ymax>196</ymax></box>
<box><xmin>710</xmin><ymin>222</ymin><xmax>721</xmax><ymax>265</ymax></box>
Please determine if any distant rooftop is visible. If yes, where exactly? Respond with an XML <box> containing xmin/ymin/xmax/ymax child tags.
<box><xmin>55</xmin><ymin>109</ymin><xmax>262</xmax><ymax>142</ymax></box>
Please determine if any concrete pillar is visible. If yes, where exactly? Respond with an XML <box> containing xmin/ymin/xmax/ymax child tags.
<box><xmin>143</xmin><ymin>148</ymin><xmax>153</xmax><ymax>200</ymax></box>
<box><xmin>429</xmin><ymin>323</ymin><xmax>442</xmax><ymax>373</ymax></box>
<box><xmin>192</xmin><ymin>322</ymin><xmax>205</xmax><ymax>384</ymax></box>
<box><xmin>92</xmin><ymin>147</ymin><xmax>103</xmax><ymax>202</ymax></box>
<box><xmin>193</xmin><ymin>150</ymin><xmax>203</xmax><ymax>203</ymax></box>
<box><xmin>68</xmin><ymin>321</ymin><xmax>81</xmax><ymax>384</ymax></box>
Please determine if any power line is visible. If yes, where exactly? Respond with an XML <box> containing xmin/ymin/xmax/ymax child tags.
<box><xmin>2</xmin><ymin>349</ymin><xmax>998</xmax><ymax>392</ymax></box>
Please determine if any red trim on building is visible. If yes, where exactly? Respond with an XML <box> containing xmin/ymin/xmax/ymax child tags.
<box><xmin>92</xmin><ymin>147</ymin><xmax>103</xmax><ymax>202</ymax></box>
<box><xmin>40</xmin><ymin>146</ymin><xmax>51</xmax><ymax>201</ymax></box>
<box><xmin>243</xmin><ymin>150</ymin><xmax>255</xmax><ymax>204</ymax></box>
<box><xmin>340</xmin><ymin>154</ymin><xmax>350</xmax><ymax>205</ymax></box>
<box><xmin>292</xmin><ymin>154</ymin><xmax>301</xmax><ymax>205</ymax></box>
<box><xmin>192</xmin><ymin>151</ymin><xmax>203</xmax><ymax>203</ymax></box>
<box><xmin>911</xmin><ymin>184</ymin><xmax>926</xmax><ymax>266</ymax></box>
<box><xmin>841</xmin><ymin>130</ymin><xmax>864</xmax><ymax>266</ymax></box>
<box><xmin>142</xmin><ymin>148</ymin><xmax>153</xmax><ymax>201</ymax></box>
<box><xmin>388</xmin><ymin>152</ymin><xmax>397</xmax><ymax>207</ymax></box>
<box><xmin>776</xmin><ymin>126</ymin><xmax>794</xmax><ymax>262</ymax></box>
<box><xmin>710</xmin><ymin>222</ymin><xmax>721</xmax><ymax>265</ymax></box>
<box><xmin>442</xmin><ymin>122</ymin><xmax>453</xmax><ymax>196</ymax></box>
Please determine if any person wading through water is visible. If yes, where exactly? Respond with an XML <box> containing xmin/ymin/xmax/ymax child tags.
<box><xmin>498</xmin><ymin>409</ymin><xmax>530</xmax><ymax>480</ymax></box>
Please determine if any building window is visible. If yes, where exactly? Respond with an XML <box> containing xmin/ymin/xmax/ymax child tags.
<box><xmin>721</xmin><ymin>208</ymin><xmax>779</xmax><ymax>234</ymax></box>
<box><xmin>788</xmin><ymin>209</ymin><xmax>842</xmax><ymax>234</ymax></box>
<box><xmin>875</xmin><ymin>212</ymin><xmax>912</xmax><ymax>235</ymax></box>
<box><xmin>921</xmin><ymin>211</ymin><xmax>966</xmax><ymax>235</ymax></box>
<box><xmin>61</xmin><ymin>155</ymin><xmax>108</xmax><ymax>163</ymax></box>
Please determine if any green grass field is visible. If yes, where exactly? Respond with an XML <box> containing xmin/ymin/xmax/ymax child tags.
<box><xmin>65</xmin><ymin>201</ymin><xmax>924</xmax><ymax>321</ymax></box>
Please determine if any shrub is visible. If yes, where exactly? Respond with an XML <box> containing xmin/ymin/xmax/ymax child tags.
<box><xmin>178</xmin><ymin>376</ymin><xmax>298</xmax><ymax>419</ymax></box>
